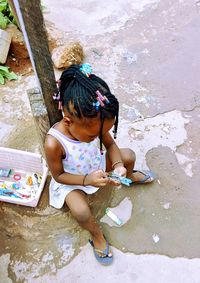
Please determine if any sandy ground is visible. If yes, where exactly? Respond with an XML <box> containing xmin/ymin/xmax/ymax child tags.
<box><xmin>0</xmin><ymin>0</ymin><xmax>200</xmax><ymax>282</ymax></box>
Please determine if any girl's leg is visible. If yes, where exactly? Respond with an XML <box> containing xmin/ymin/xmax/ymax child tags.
<box><xmin>65</xmin><ymin>190</ymin><xmax>112</xmax><ymax>255</ymax></box>
<box><xmin>106</xmin><ymin>148</ymin><xmax>152</xmax><ymax>182</ymax></box>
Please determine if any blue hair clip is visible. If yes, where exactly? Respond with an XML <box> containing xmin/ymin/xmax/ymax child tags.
<box><xmin>80</xmin><ymin>63</ymin><xmax>92</xmax><ymax>77</ymax></box>
<box><xmin>93</xmin><ymin>101</ymin><xmax>100</xmax><ymax>111</ymax></box>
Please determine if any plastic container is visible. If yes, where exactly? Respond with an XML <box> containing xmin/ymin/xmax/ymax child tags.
<box><xmin>0</xmin><ymin>29</ymin><xmax>11</xmax><ymax>64</ymax></box>
<box><xmin>0</xmin><ymin>147</ymin><xmax>48</xmax><ymax>207</ymax></box>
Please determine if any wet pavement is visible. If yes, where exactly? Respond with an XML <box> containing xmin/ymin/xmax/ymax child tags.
<box><xmin>1</xmin><ymin>0</ymin><xmax>200</xmax><ymax>282</ymax></box>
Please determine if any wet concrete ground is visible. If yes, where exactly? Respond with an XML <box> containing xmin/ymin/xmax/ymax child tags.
<box><xmin>1</xmin><ymin>0</ymin><xmax>200</xmax><ymax>282</ymax></box>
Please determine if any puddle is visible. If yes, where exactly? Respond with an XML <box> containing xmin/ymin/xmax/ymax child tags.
<box><xmin>117</xmin><ymin>110</ymin><xmax>189</xmax><ymax>169</ymax></box>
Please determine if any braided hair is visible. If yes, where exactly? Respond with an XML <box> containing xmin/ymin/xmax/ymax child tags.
<box><xmin>54</xmin><ymin>64</ymin><xmax>119</xmax><ymax>153</ymax></box>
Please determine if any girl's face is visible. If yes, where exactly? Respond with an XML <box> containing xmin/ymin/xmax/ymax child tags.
<box><xmin>64</xmin><ymin>114</ymin><xmax>115</xmax><ymax>142</ymax></box>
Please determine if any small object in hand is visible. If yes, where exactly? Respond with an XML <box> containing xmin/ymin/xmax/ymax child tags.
<box><xmin>108</xmin><ymin>172</ymin><xmax>132</xmax><ymax>186</ymax></box>
<box><xmin>105</xmin><ymin>208</ymin><xmax>123</xmax><ymax>226</ymax></box>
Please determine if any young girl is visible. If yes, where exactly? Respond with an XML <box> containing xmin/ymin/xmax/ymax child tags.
<box><xmin>45</xmin><ymin>64</ymin><xmax>154</xmax><ymax>265</ymax></box>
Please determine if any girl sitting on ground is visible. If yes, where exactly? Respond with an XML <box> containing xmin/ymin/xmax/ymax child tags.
<box><xmin>45</xmin><ymin>64</ymin><xmax>154</xmax><ymax>265</ymax></box>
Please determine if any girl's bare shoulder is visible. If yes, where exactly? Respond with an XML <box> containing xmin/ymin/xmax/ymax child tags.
<box><xmin>45</xmin><ymin>121</ymin><xmax>63</xmax><ymax>151</ymax></box>
<box><xmin>45</xmin><ymin>134</ymin><xmax>62</xmax><ymax>155</ymax></box>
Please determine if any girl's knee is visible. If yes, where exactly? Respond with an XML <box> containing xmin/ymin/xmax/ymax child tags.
<box><xmin>71</xmin><ymin>204</ymin><xmax>91</xmax><ymax>223</ymax></box>
<box><xmin>121</xmin><ymin>148</ymin><xmax>136</xmax><ymax>164</ymax></box>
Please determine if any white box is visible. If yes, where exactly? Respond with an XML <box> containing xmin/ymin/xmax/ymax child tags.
<box><xmin>0</xmin><ymin>147</ymin><xmax>48</xmax><ymax>207</ymax></box>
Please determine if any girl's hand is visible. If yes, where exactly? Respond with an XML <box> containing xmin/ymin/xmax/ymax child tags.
<box><xmin>107</xmin><ymin>177</ymin><xmax>121</xmax><ymax>186</ymax></box>
<box><xmin>113</xmin><ymin>166</ymin><xmax>127</xmax><ymax>177</ymax></box>
<box><xmin>84</xmin><ymin>170</ymin><xmax>109</xmax><ymax>187</ymax></box>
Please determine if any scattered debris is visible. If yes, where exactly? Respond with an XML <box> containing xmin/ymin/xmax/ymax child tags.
<box><xmin>123</xmin><ymin>51</ymin><xmax>137</xmax><ymax>64</ymax></box>
<box><xmin>122</xmin><ymin>104</ymin><xmax>144</xmax><ymax>121</ymax></box>
<box><xmin>152</xmin><ymin>234</ymin><xmax>160</xmax><ymax>243</ymax></box>
<box><xmin>105</xmin><ymin>208</ymin><xmax>123</xmax><ymax>226</ymax></box>
<box><xmin>100</xmin><ymin>197</ymin><xmax>133</xmax><ymax>227</ymax></box>
<box><xmin>163</xmin><ymin>202</ymin><xmax>171</xmax><ymax>210</ymax></box>
<box><xmin>92</xmin><ymin>48</ymin><xmax>103</xmax><ymax>58</ymax></box>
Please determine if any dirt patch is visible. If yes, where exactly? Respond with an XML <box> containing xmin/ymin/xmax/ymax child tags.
<box><xmin>6</xmin><ymin>55</ymin><xmax>32</xmax><ymax>76</ymax></box>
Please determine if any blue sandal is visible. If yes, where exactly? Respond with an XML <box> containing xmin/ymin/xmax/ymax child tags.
<box><xmin>131</xmin><ymin>170</ymin><xmax>155</xmax><ymax>184</ymax></box>
<box><xmin>89</xmin><ymin>237</ymin><xmax>113</xmax><ymax>265</ymax></box>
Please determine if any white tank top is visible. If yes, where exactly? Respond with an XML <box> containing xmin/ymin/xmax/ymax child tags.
<box><xmin>47</xmin><ymin>127</ymin><xmax>106</xmax><ymax>193</ymax></box>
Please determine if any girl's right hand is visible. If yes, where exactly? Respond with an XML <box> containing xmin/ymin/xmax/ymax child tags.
<box><xmin>84</xmin><ymin>170</ymin><xmax>109</xmax><ymax>187</ymax></box>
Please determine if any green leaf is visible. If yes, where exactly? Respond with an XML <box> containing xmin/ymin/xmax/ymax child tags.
<box><xmin>0</xmin><ymin>2</ymin><xmax>7</xmax><ymax>12</ymax></box>
<box><xmin>0</xmin><ymin>65</ymin><xmax>9</xmax><ymax>72</ymax></box>
<box><xmin>0</xmin><ymin>73</ymin><xmax>5</xmax><ymax>84</ymax></box>
<box><xmin>4</xmin><ymin>71</ymin><xmax>18</xmax><ymax>80</ymax></box>
<box><xmin>0</xmin><ymin>11</ymin><xmax>8</xmax><ymax>29</ymax></box>
<box><xmin>0</xmin><ymin>65</ymin><xmax>18</xmax><ymax>84</ymax></box>
<box><xmin>12</xmin><ymin>17</ymin><xmax>17</xmax><ymax>25</ymax></box>
<box><xmin>0</xmin><ymin>1</ymin><xmax>18</xmax><ymax>28</ymax></box>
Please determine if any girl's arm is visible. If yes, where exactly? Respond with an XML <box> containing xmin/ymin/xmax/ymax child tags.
<box><xmin>45</xmin><ymin>135</ymin><xmax>84</xmax><ymax>185</ymax></box>
<box><xmin>45</xmin><ymin>135</ymin><xmax>108</xmax><ymax>187</ymax></box>
<box><xmin>102</xmin><ymin>132</ymin><xmax>124</xmax><ymax>169</ymax></box>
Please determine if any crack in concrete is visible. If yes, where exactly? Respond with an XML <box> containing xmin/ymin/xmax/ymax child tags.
<box><xmin>142</xmin><ymin>104</ymin><xmax>200</xmax><ymax>121</ymax></box>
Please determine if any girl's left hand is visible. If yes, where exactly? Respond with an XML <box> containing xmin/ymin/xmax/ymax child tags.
<box><xmin>113</xmin><ymin>166</ymin><xmax>127</xmax><ymax>177</ymax></box>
